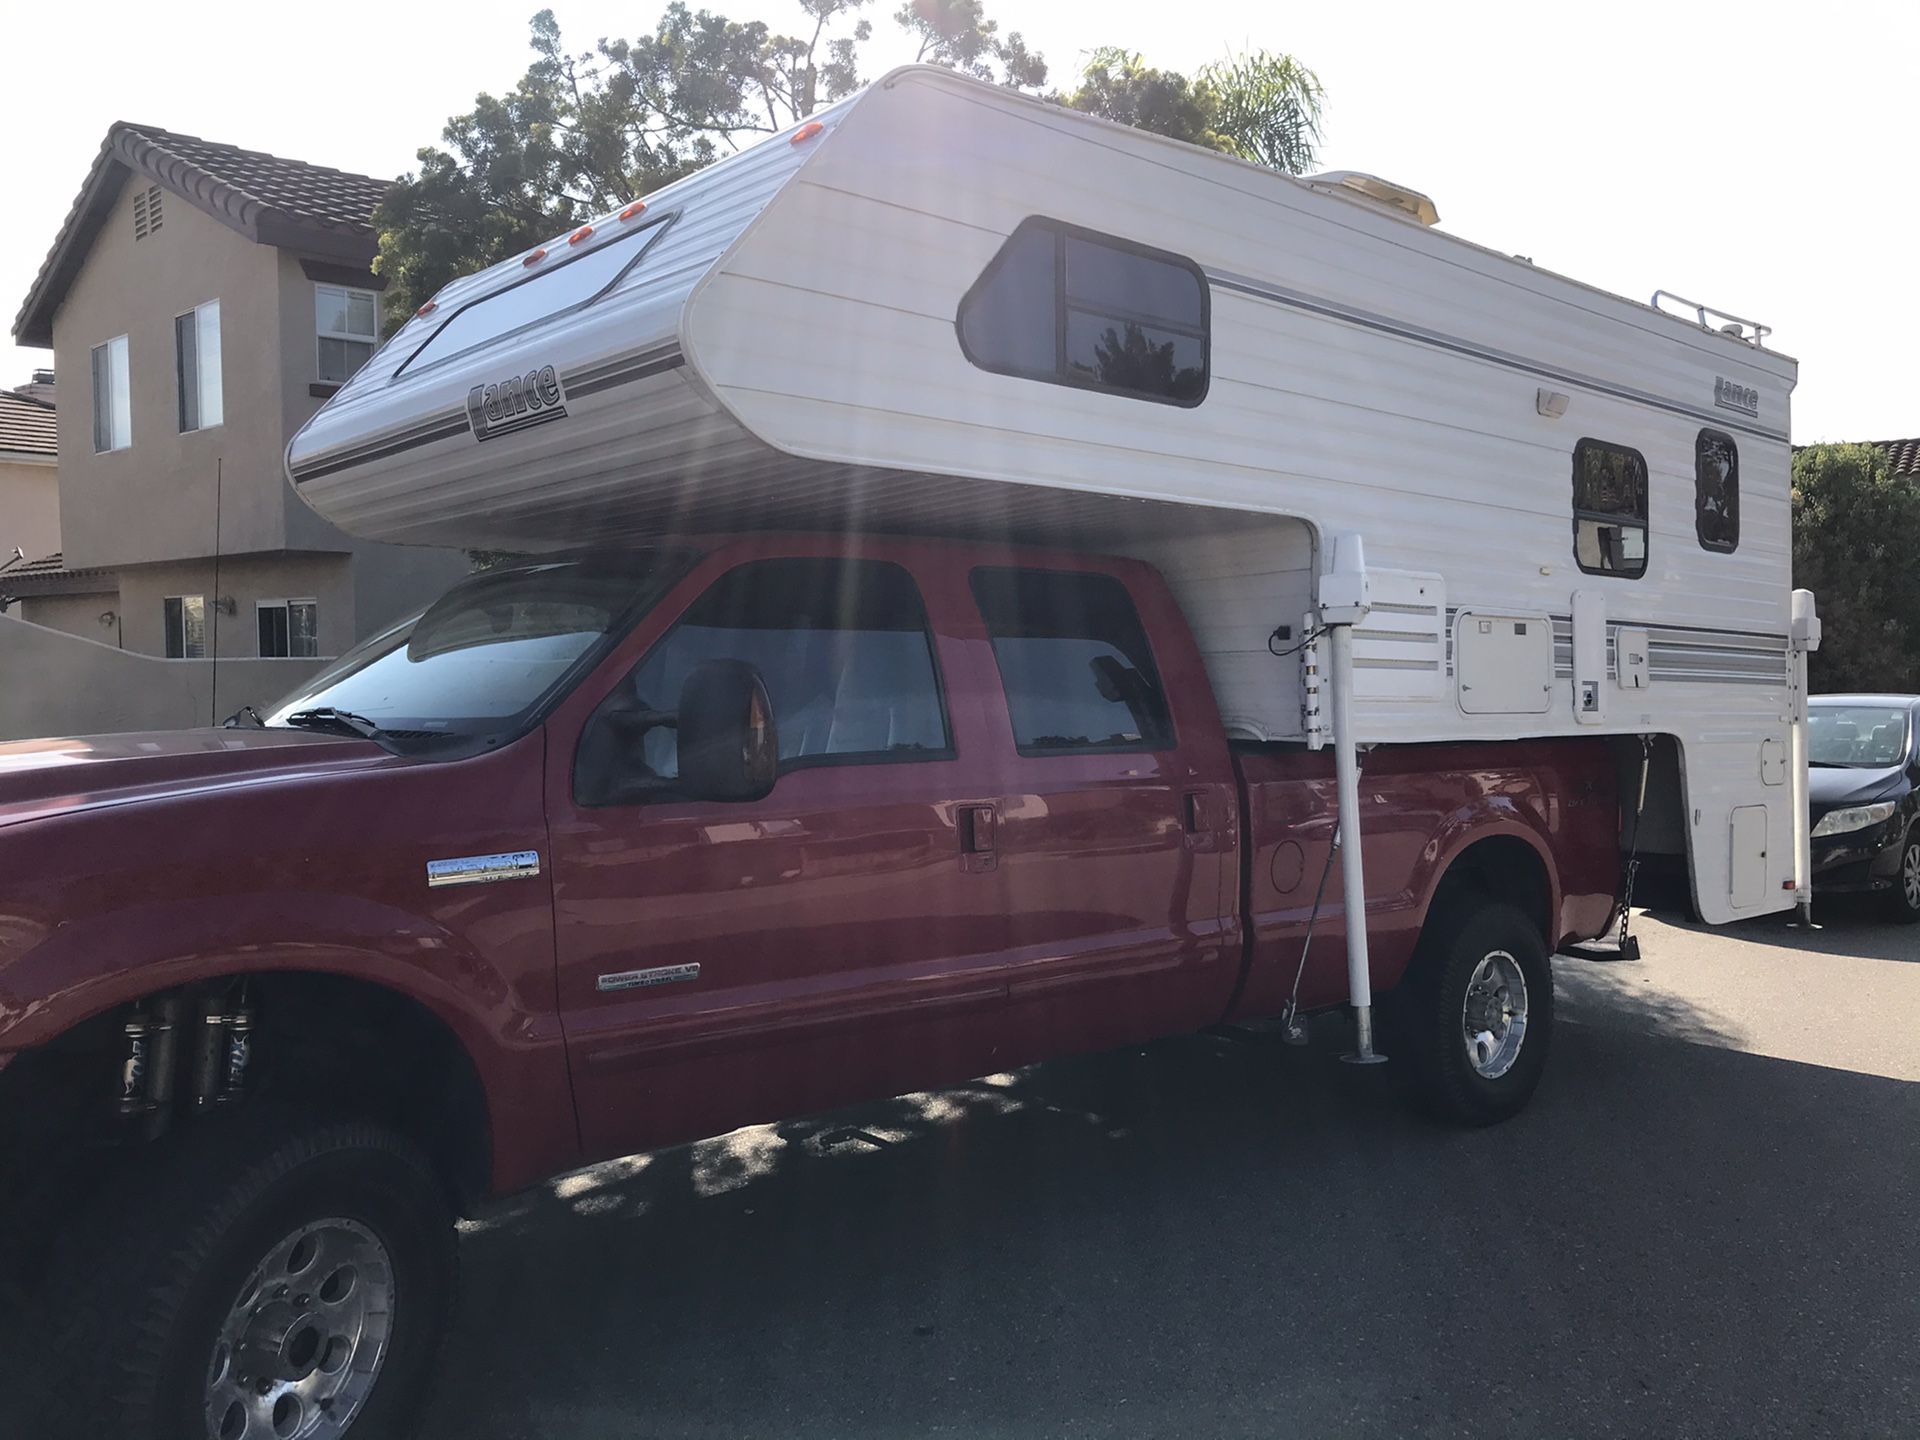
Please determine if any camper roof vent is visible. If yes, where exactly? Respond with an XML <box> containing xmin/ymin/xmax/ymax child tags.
<box><xmin>1650</xmin><ymin>290</ymin><xmax>1772</xmax><ymax>347</ymax></box>
<box><xmin>1303</xmin><ymin>171</ymin><xmax>1440</xmax><ymax>227</ymax></box>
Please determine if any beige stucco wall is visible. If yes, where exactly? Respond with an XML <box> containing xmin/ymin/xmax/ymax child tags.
<box><xmin>16</xmin><ymin>590</ymin><xmax>116</xmax><ymax>642</ymax></box>
<box><xmin>113</xmin><ymin>552</ymin><xmax>356</xmax><ymax>657</ymax></box>
<box><xmin>0</xmin><ymin>612</ymin><xmax>327</xmax><ymax>740</ymax></box>
<box><xmin>0</xmin><ymin>456</ymin><xmax>60</xmax><ymax>562</ymax></box>
<box><xmin>51</xmin><ymin>182</ymin><xmax>294</xmax><ymax>569</ymax></box>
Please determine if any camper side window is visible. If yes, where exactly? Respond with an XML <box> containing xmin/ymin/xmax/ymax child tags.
<box><xmin>1571</xmin><ymin>439</ymin><xmax>1649</xmax><ymax>579</ymax></box>
<box><xmin>957</xmin><ymin>218</ymin><xmax>1208</xmax><ymax>406</ymax></box>
<box><xmin>1695</xmin><ymin>429</ymin><xmax>1739</xmax><ymax>553</ymax></box>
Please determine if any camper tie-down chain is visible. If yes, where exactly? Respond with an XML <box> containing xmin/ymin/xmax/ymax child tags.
<box><xmin>1616</xmin><ymin>734</ymin><xmax>1655</xmax><ymax>951</ymax></box>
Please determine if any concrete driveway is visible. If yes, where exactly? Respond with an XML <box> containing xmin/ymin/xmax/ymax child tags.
<box><xmin>420</xmin><ymin>905</ymin><xmax>1920</xmax><ymax>1439</ymax></box>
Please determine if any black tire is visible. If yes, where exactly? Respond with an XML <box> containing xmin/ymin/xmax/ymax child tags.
<box><xmin>45</xmin><ymin>1112</ymin><xmax>455</xmax><ymax>1440</ymax></box>
<box><xmin>1883</xmin><ymin>826</ymin><xmax>1920</xmax><ymax>925</ymax></box>
<box><xmin>1391</xmin><ymin>899</ymin><xmax>1554</xmax><ymax>1126</ymax></box>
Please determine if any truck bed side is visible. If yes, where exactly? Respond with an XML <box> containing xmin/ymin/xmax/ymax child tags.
<box><xmin>1230</xmin><ymin>740</ymin><xmax>1620</xmax><ymax>1021</ymax></box>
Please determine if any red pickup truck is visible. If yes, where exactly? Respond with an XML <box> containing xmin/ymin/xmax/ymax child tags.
<box><xmin>0</xmin><ymin>533</ymin><xmax>1618</xmax><ymax>1439</ymax></box>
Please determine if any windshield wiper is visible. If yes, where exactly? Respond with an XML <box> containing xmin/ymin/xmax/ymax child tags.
<box><xmin>282</xmin><ymin>707</ymin><xmax>386</xmax><ymax>741</ymax></box>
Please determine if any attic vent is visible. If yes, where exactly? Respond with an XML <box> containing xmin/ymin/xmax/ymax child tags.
<box><xmin>133</xmin><ymin>185</ymin><xmax>164</xmax><ymax>240</ymax></box>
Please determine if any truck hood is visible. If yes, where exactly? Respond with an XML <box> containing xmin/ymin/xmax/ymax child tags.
<box><xmin>1807</xmin><ymin>763</ymin><xmax>1907</xmax><ymax>813</ymax></box>
<box><xmin>0</xmin><ymin>729</ymin><xmax>391</xmax><ymax>829</ymax></box>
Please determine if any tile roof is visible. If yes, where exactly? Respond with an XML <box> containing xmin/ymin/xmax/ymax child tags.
<box><xmin>1</xmin><ymin>552</ymin><xmax>71</xmax><ymax>578</ymax></box>
<box><xmin>1875</xmin><ymin>439</ymin><xmax>1920</xmax><ymax>477</ymax></box>
<box><xmin>0</xmin><ymin>390</ymin><xmax>56</xmax><ymax>457</ymax></box>
<box><xmin>15</xmin><ymin>123</ymin><xmax>394</xmax><ymax>347</ymax></box>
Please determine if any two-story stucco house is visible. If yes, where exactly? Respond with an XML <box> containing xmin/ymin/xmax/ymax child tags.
<box><xmin>7</xmin><ymin>123</ymin><xmax>467</xmax><ymax>660</ymax></box>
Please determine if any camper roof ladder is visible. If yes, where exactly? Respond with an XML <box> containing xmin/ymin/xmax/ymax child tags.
<box><xmin>1649</xmin><ymin>290</ymin><xmax>1773</xmax><ymax>347</ymax></box>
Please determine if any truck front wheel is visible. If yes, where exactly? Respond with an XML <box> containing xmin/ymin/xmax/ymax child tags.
<box><xmin>1393</xmin><ymin>901</ymin><xmax>1554</xmax><ymax>1126</ymax></box>
<box><xmin>50</xmin><ymin>1114</ymin><xmax>455</xmax><ymax>1440</ymax></box>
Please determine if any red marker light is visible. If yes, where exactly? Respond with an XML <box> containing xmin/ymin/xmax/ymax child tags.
<box><xmin>569</xmin><ymin>224</ymin><xmax>595</xmax><ymax>245</ymax></box>
<box><xmin>619</xmin><ymin>201</ymin><xmax>647</xmax><ymax>221</ymax></box>
<box><xmin>523</xmin><ymin>247</ymin><xmax>548</xmax><ymax>268</ymax></box>
<box><xmin>416</xmin><ymin>301</ymin><xmax>437</xmax><ymax>317</ymax></box>
<box><xmin>791</xmin><ymin>121</ymin><xmax>825</xmax><ymax>145</ymax></box>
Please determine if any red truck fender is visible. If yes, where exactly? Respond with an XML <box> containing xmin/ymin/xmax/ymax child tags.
<box><xmin>0</xmin><ymin>890</ymin><xmax>578</xmax><ymax>1197</ymax></box>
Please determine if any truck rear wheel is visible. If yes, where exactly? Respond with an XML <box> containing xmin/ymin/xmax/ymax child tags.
<box><xmin>1394</xmin><ymin>900</ymin><xmax>1553</xmax><ymax>1126</ymax></box>
<box><xmin>48</xmin><ymin>1114</ymin><xmax>454</xmax><ymax>1440</ymax></box>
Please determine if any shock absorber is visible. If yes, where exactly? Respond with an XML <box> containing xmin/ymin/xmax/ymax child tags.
<box><xmin>219</xmin><ymin>995</ymin><xmax>254</xmax><ymax>1103</ymax></box>
<box><xmin>118</xmin><ymin>1009</ymin><xmax>154</xmax><ymax>1120</ymax></box>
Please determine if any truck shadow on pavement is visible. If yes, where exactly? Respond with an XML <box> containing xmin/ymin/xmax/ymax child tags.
<box><xmin>419</xmin><ymin>983</ymin><xmax>1918</xmax><ymax>1440</ymax></box>
<box><xmin>1654</xmin><ymin>899</ymin><xmax>1920</xmax><ymax>963</ymax></box>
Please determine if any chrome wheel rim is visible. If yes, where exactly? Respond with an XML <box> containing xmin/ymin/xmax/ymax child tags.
<box><xmin>1904</xmin><ymin>841</ymin><xmax>1920</xmax><ymax>911</ymax></box>
<box><xmin>204</xmin><ymin>1218</ymin><xmax>394</xmax><ymax>1440</ymax></box>
<box><xmin>1461</xmin><ymin>950</ymin><xmax>1529</xmax><ymax>1080</ymax></box>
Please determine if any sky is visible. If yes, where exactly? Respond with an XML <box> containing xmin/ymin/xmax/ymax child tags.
<box><xmin>4</xmin><ymin>0</ymin><xmax>1915</xmax><ymax>441</ymax></box>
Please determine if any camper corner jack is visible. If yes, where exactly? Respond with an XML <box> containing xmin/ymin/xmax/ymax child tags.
<box><xmin>1322</xmin><ymin>532</ymin><xmax>1388</xmax><ymax>1067</ymax></box>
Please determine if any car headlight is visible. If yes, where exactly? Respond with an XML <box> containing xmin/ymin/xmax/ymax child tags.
<box><xmin>1810</xmin><ymin>801</ymin><xmax>1898</xmax><ymax>838</ymax></box>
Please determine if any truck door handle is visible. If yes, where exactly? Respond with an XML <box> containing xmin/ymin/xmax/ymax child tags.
<box><xmin>959</xmin><ymin>803</ymin><xmax>997</xmax><ymax>873</ymax></box>
<box><xmin>1183</xmin><ymin>790</ymin><xmax>1208</xmax><ymax>834</ymax></box>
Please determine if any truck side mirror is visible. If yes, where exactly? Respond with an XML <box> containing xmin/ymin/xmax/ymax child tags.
<box><xmin>676</xmin><ymin>660</ymin><xmax>778</xmax><ymax>802</ymax></box>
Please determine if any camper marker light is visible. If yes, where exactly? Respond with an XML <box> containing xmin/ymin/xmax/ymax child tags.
<box><xmin>416</xmin><ymin>302</ymin><xmax>436</xmax><ymax>317</ymax></box>
<box><xmin>569</xmin><ymin>224</ymin><xmax>595</xmax><ymax>245</ymax></box>
<box><xmin>523</xmin><ymin>247</ymin><xmax>549</xmax><ymax>268</ymax></box>
<box><xmin>619</xmin><ymin>201</ymin><xmax>647</xmax><ymax>221</ymax></box>
<box><xmin>791</xmin><ymin>121</ymin><xmax>825</xmax><ymax>145</ymax></box>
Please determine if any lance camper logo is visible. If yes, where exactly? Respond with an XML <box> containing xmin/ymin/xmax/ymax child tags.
<box><xmin>466</xmin><ymin>363</ymin><xmax>567</xmax><ymax>442</ymax></box>
<box><xmin>1713</xmin><ymin>376</ymin><xmax>1760</xmax><ymax>418</ymax></box>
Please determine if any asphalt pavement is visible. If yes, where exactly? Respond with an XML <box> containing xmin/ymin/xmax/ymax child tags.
<box><xmin>418</xmin><ymin>902</ymin><xmax>1920</xmax><ymax>1439</ymax></box>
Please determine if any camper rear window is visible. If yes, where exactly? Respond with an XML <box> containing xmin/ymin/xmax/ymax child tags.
<box><xmin>1572</xmin><ymin>438</ymin><xmax>1649</xmax><ymax>579</ymax></box>
<box><xmin>1695</xmin><ymin>429</ymin><xmax>1739</xmax><ymax>553</ymax></box>
<box><xmin>398</xmin><ymin>213</ymin><xmax>675</xmax><ymax>376</ymax></box>
<box><xmin>957</xmin><ymin>218</ymin><xmax>1209</xmax><ymax>406</ymax></box>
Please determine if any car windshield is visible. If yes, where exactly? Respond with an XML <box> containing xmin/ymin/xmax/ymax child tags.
<box><xmin>263</xmin><ymin>551</ymin><xmax>694</xmax><ymax>743</ymax></box>
<box><xmin>1808</xmin><ymin>704</ymin><xmax>1910</xmax><ymax>767</ymax></box>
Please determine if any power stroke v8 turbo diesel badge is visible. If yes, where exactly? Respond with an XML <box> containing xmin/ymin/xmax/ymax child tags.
<box><xmin>466</xmin><ymin>363</ymin><xmax>567</xmax><ymax>442</ymax></box>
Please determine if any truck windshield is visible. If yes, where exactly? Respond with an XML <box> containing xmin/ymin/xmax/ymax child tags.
<box><xmin>1808</xmin><ymin>705</ymin><xmax>1910</xmax><ymax>767</ymax></box>
<box><xmin>263</xmin><ymin>550</ymin><xmax>695</xmax><ymax>746</ymax></box>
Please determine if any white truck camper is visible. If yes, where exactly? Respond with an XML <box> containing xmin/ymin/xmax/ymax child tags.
<box><xmin>288</xmin><ymin>66</ymin><xmax>1818</xmax><ymax>1045</ymax></box>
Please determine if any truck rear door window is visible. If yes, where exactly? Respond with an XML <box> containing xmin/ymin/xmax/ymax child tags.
<box><xmin>592</xmin><ymin>558</ymin><xmax>952</xmax><ymax>790</ymax></box>
<box><xmin>970</xmin><ymin>567</ymin><xmax>1174</xmax><ymax>754</ymax></box>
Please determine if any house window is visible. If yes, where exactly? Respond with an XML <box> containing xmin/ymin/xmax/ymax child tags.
<box><xmin>1696</xmin><ymin>429</ymin><xmax>1739</xmax><ymax>553</ymax></box>
<box><xmin>316</xmin><ymin>284</ymin><xmax>379</xmax><ymax>383</ymax></box>
<box><xmin>257</xmin><ymin>599</ymin><xmax>319</xmax><ymax>658</ymax></box>
<box><xmin>91</xmin><ymin>335</ymin><xmax>131</xmax><ymax>452</ymax></box>
<box><xmin>164</xmin><ymin>596</ymin><xmax>207</xmax><ymax>659</ymax></box>
<box><xmin>969</xmin><ymin>567</ymin><xmax>1176</xmax><ymax>754</ymax></box>
<box><xmin>1572</xmin><ymin>439</ymin><xmax>1649</xmax><ymax>578</ymax></box>
<box><xmin>175</xmin><ymin>300</ymin><xmax>223</xmax><ymax>432</ymax></box>
<box><xmin>957</xmin><ymin>217</ymin><xmax>1209</xmax><ymax>406</ymax></box>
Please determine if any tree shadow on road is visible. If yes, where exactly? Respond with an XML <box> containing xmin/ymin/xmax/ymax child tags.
<box><xmin>417</xmin><ymin>979</ymin><xmax>1919</xmax><ymax>1440</ymax></box>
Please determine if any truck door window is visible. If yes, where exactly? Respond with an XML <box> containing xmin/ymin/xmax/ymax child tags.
<box><xmin>581</xmin><ymin>558</ymin><xmax>952</xmax><ymax>798</ymax></box>
<box><xmin>970</xmin><ymin>567</ymin><xmax>1175</xmax><ymax>754</ymax></box>
<box><xmin>1571</xmin><ymin>438</ymin><xmax>1649</xmax><ymax>578</ymax></box>
<box><xmin>1695</xmin><ymin>429</ymin><xmax>1739</xmax><ymax>553</ymax></box>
